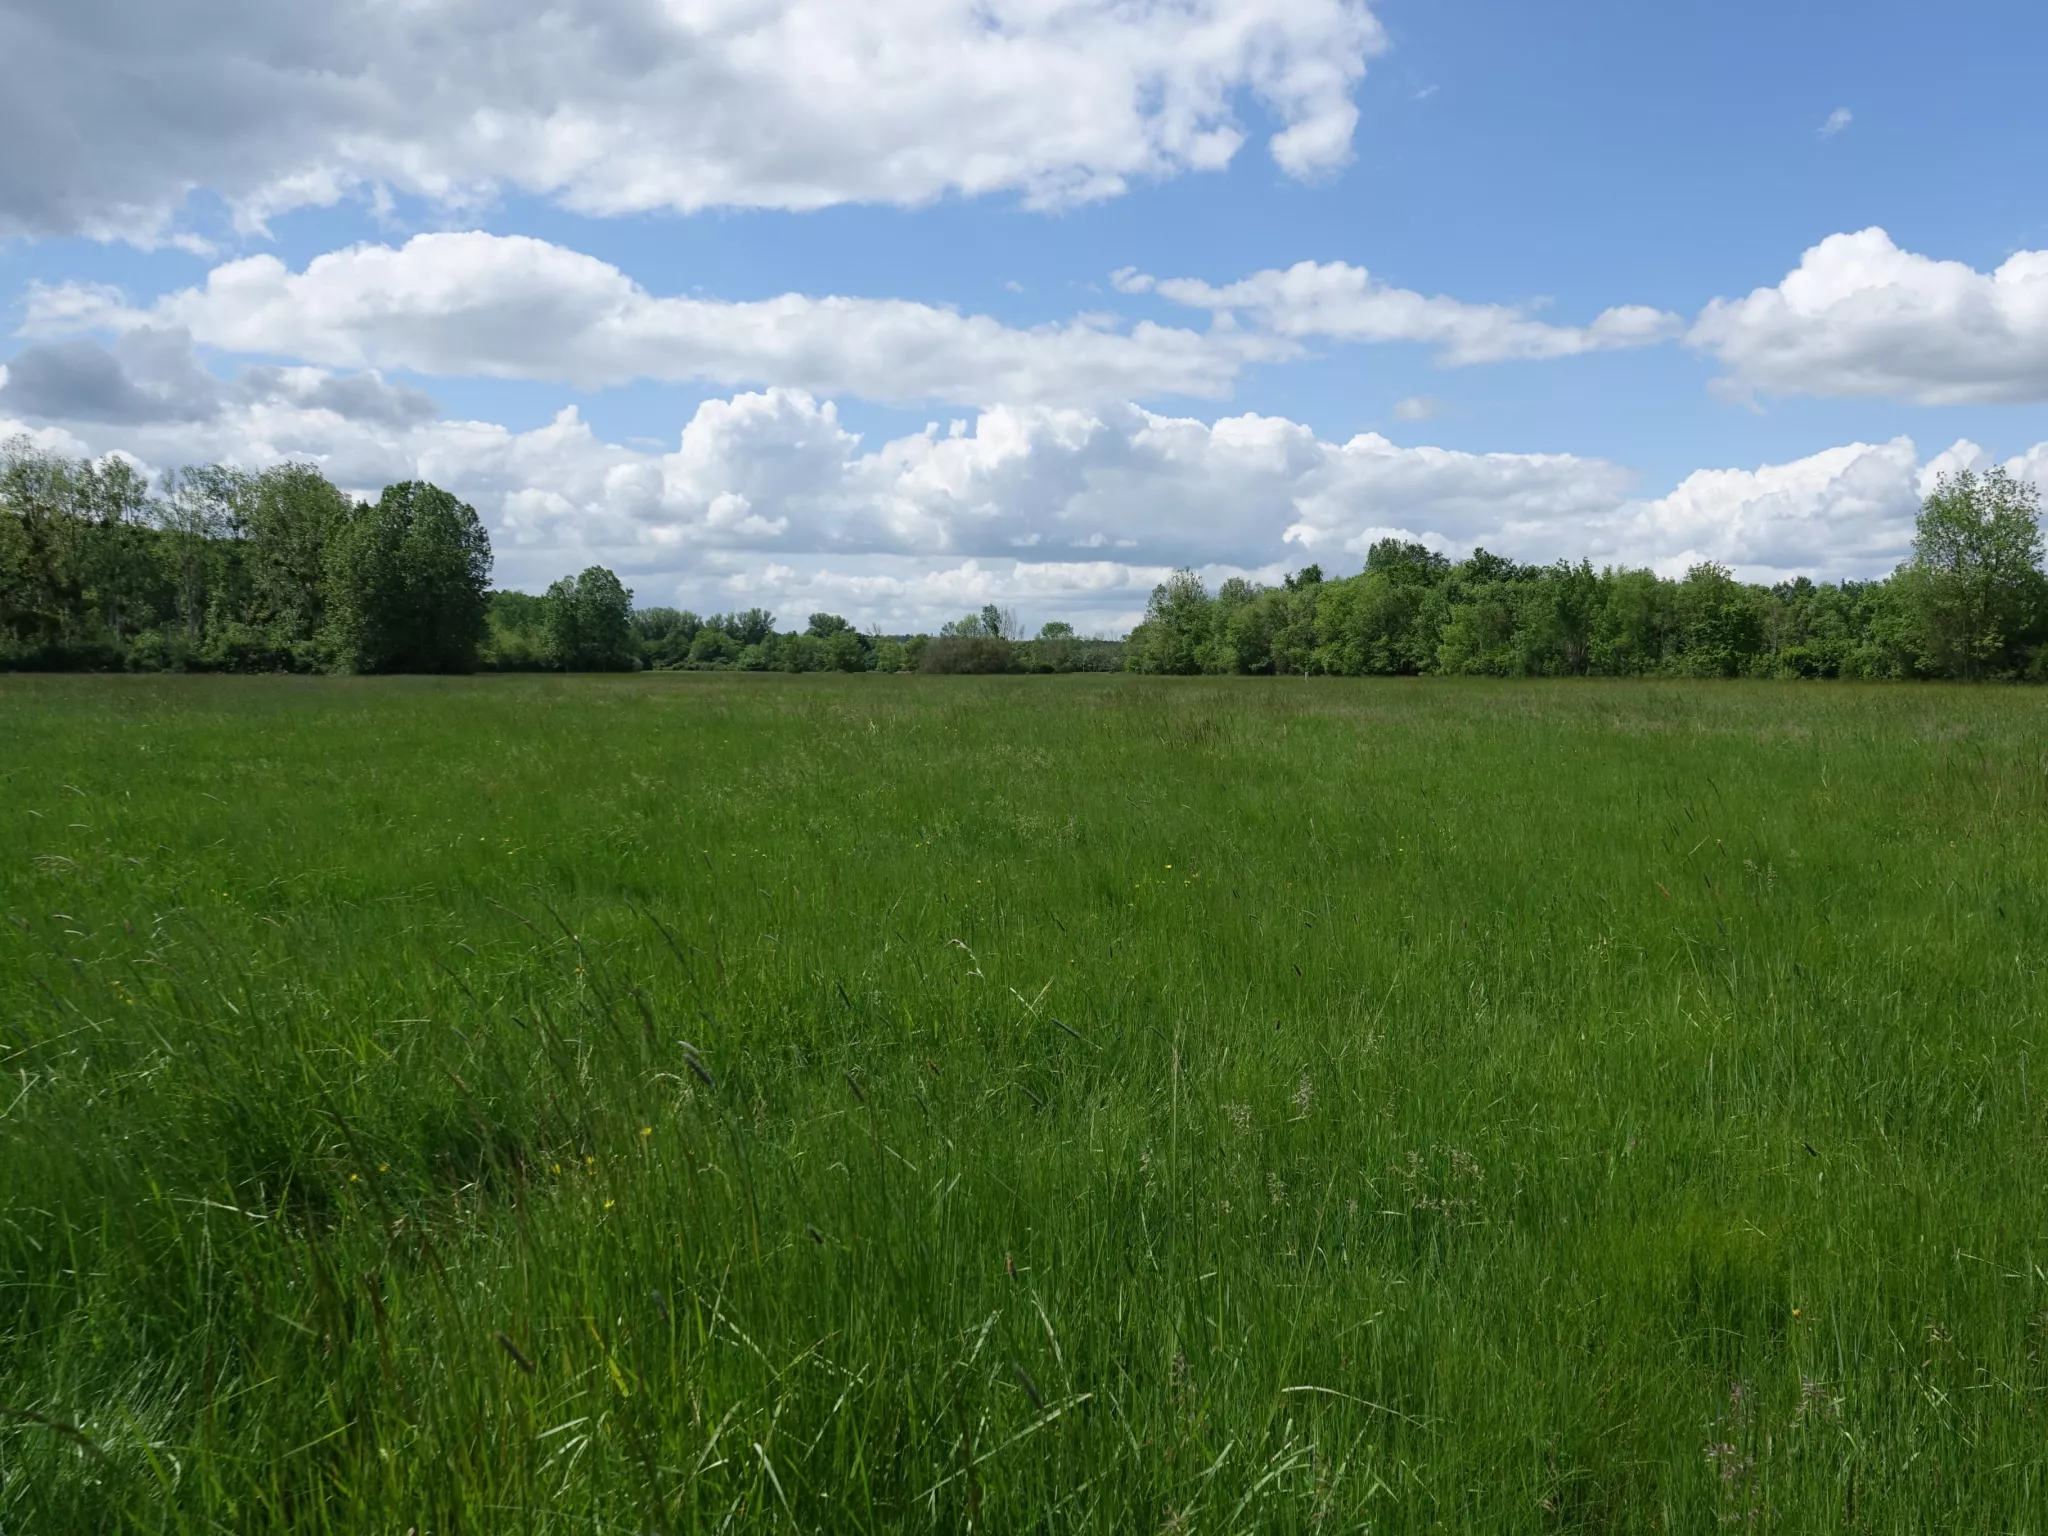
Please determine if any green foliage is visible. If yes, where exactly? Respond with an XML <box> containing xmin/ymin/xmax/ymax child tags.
<box><xmin>3</xmin><ymin>674</ymin><xmax>2046</xmax><ymax>1529</ymax></box>
<box><xmin>717</xmin><ymin>607</ymin><xmax>777</xmax><ymax>647</ymax></box>
<box><xmin>541</xmin><ymin>566</ymin><xmax>637</xmax><ymax>671</ymax></box>
<box><xmin>630</xmin><ymin>606</ymin><xmax>700</xmax><ymax>669</ymax></box>
<box><xmin>0</xmin><ymin>438</ymin><xmax>163</xmax><ymax>665</ymax></box>
<box><xmin>1123</xmin><ymin>568</ymin><xmax>1219</xmax><ymax>674</ymax></box>
<box><xmin>1117</xmin><ymin>481</ymin><xmax>2048</xmax><ymax>682</ymax></box>
<box><xmin>153</xmin><ymin>465</ymin><xmax>250</xmax><ymax>648</ymax></box>
<box><xmin>323</xmin><ymin>482</ymin><xmax>493</xmax><ymax>674</ymax></box>
<box><xmin>919</xmin><ymin>633</ymin><xmax>1015</xmax><ymax>672</ymax></box>
<box><xmin>481</xmin><ymin>590</ymin><xmax>554</xmax><ymax>670</ymax></box>
<box><xmin>240</xmin><ymin>463</ymin><xmax>352</xmax><ymax>646</ymax></box>
<box><xmin>687</xmin><ymin>627</ymin><xmax>743</xmax><ymax>667</ymax></box>
<box><xmin>1016</xmin><ymin>629</ymin><xmax>1123</xmax><ymax>674</ymax></box>
<box><xmin>0</xmin><ymin>443</ymin><xmax>501</xmax><ymax>675</ymax></box>
<box><xmin>939</xmin><ymin>604</ymin><xmax>1021</xmax><ymax>642</ymax></box>
<box><xmin>1899</xmin><ymin>466</ymin><xmax>2047</xmax><ymax>679</ymax></box>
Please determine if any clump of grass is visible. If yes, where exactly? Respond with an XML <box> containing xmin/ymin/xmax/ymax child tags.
<box><xmin>1</xmin><ymin>671</ymin><xmax>2045</xmax><ymax>1530</ymax></box>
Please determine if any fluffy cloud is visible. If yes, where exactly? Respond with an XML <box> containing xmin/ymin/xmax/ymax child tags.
<box><xmin>1121</xmin><ymin>260</ymin><xmax>1680</xmax><ymax>365</ymax></box>
<box><xmin>27</xmin><ymin>234</ymin><xmax>1271</xmax><ymax>407</ymax></box>
<box><xmin>1606</xmin><ymin>438</ymin><xmax>1925</xmax><ymax>583</ymax></box>
<box><xmin>0</xmin><ymin>0</ymin><xmax>1384</xmax><ymax>241</ymax></box>
<box><xmin>1691</xmin><ymin>228</ymin><xmax>2048</xmax><ymax>404</ymax></box>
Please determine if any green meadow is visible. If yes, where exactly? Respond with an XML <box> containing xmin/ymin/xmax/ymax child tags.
<box><xmin>2</xmin><ymin>673</ymin><xmax>2045</xmax><ymax>1532</ymax></box>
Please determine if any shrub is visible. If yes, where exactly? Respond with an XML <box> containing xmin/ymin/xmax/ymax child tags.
<box><xmin>920</xmin><ymin>635</ymin><xmax>1015</xmax><ymax>673</ymax></box>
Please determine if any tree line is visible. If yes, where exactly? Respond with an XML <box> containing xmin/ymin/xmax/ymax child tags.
<box><xmin>0</xmin><ymin>440</ymin><xmax>1120</xmax><ymax>675</ymax></box>
<box><xmin>1126</xmin><ymin>468</ymin><xmax>2048</xmax><ymax>681</ymax></box>
<box><xmin>0</xmin><ymin>442</ymin><xmax>494</xmax><ymax>673</ymax></box>
<box><xmin>3</xmin><ymin>435</ymin><xmax>2042</xmax><ymax>680</ymax></box>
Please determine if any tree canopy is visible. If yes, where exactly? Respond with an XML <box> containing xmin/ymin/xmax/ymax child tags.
<box><xmin>324</xmin><ymin>481</ymin><xmax>493</xmax><ymax>674</ymax></box>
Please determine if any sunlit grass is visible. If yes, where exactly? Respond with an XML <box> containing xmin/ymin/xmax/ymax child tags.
<box><xmin>2</xmin><ymin>672</ymin><xmax>2045</xmax><ymax>1530</ymax></box>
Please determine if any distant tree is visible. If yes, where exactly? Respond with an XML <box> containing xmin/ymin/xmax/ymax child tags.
<box><xmin>481</xmin><ymin>590</ymin><xmax>552</xmax><ymax>670</ymax></box>
<box><xmin>1364</xmin><ymin>540</ymin><xmax>1449</xmax><ymax>583</ymax></box>
<box><xmin>634</xmin><ymin>606</ymin><xmax>699</xmax><ymax>642</ymax></box>
<box><xmin>920</xmin><ymin>632</ymin><xmax>1014</xmax><ymax>672</ymax></box>
<box><xmin>154</xmin><ymin>466</ymin><xmax>251</xmax><ymax>647</ymax></box>
<box><xmin>1435</xmin><ymin>593</ymin><xmax>1520</xmax><ymax>676</ymax></box>
<box><xmin>632</xmin><ymin>606</ymin><xmax>700</xmax><ymax>668</ymax></box>
<box><xmin>1</xmin><ymin>440</ymin><xmax>93</xmax><ymax>656</ymax></box>
<box><xmin>704</xmin><ymin>608</ymin><xmax>775</xmax><ymax>646</ymax></box>
<box><xmin>1515</xmin><ymin>560</ymin><xmax>1601</xmax><ymax>676</ymax></box>
<box><xmin>1589</xmin><ymin>568</ymin><xmax>1676</xmax><ymax>675</ymax></box>
<box><xmin>1672</xmin><ymin>561</ymin><xmax>1766</xmax><ymax>677</ymax></box>
<box><xmin>1124</xmin><ymin>569</ymin><xmax>1212</xmax><ymax>674</ymax></box>
<box><xmin>1283</xmin><ymin>563</ymin><xmax>1324</xmax><ymax>592</ymax></box>
<box><xmin>1897</xmin><ymin>467</ymin><xmax>2046</xmax><ymax>679</ymax></box>
<box><xmin>823</xmin><ymin>628</ymin><xmax>871</xmax><ymax>671</ymax></box>
<box><xmin>0</xmin><ymin>439</ymin><xmax>163</xmax><ymax>662</ymax></box>
<box><xmin>242</xmin><ymin>464</ymin><xmax>352</xmax><ymax>645</ymax></box>
<box><xmin>940</xmin><ymin>605</ymin><xmax>1022</xmax><ymax>640</ymax></box>
<box><xmin>1037</xmin><ymin>620</ymin><xmax>1075</xmax><ymax>641</ymax></box>
<box><xmin>807</xmin><ymin>612</ymin><xmax>854</xmax><ymax>638</ymax></box>
<box><xmin>77</xmin><ymin>456</ymin><xmax>162</xmax><ymax>646</ymax></box>
<box><xmin>324</xmin><ymin>481</ymin><xmax>492</xmax><ymax>673</ymax></box>
<box><xmin>542</xmin><ymin>566</ymin><xmax>636</xmax><ymax>670</ymax></box>
<box><xmin>689</xmin><ymin>628</ymin><xmax>743</xmax><ymax>667</ymax></box>
<box><xmin>1315</xmin><ymin>569</ymin><xmax>1422</xmax><ymax>675</ymax></box>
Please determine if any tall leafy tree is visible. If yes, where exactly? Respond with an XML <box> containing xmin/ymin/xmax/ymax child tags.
<box><xmin>154</xmin><ymin>466</ymin><xmax>251</xmax><ymax>647</ymax></box>
<box><xmin>1898</xmin><ymin>467</ymin><xmax>2046</xmax><ymax>679</ymax></box>
<box><xmin>542</xmin><ymin>566</ymin><xmax>636</xmax><ymax>670</ymax></box>
<box><xmin>1124</xmin><ymin>569</ymin><xmax>1213</xmax><ymax>674</ymax></box>
<box><xmin>1673</xmin><ymin>561</ymin><xmax>1767</xmax><ymax>677</ymax></box>
<box><xmin>0</xmin><ymin>439</ymin><xmax>164</xmax><ymax>660</ymax></box>
<box><xmin>324</xmin><ymin>481</ymin><xmax>493</xmax><ymax>673</ymax></box>
<box><xmin>708</xmin><ymin>608</ymin><xmax>775</xmax><ymax>646</ymax></box>
<box><xmin>632</xmin><ymin>606</ymin><xmax>700</xmax><ymax>668</ymax></box>
<box><xmin>243</xmin><ymin>464</ymin><xmax>353</xmax><ymax>643</ymax></box>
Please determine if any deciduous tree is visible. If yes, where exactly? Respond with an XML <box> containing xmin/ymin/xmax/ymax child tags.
<box><xmin>324</xmin><ymin>481</ymin><xmax>492</xmax><ymax>673</ymax></box>
<box><xmin>1898</xmin><ymin>467</ymin><xmax>2046</xmax><ymax>679</ymax></box>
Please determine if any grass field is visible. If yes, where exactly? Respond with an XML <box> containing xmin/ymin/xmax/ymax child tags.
<box><xmin>3</xmin><ymin>673</ymin><xmax>2046</xmax><ymax>1532</ymax></box>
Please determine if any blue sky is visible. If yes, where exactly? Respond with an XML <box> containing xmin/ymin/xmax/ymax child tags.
<box><xmin>3</xmin><ymin>0</ymin><xmax>2046</xmax><ymax>631</ymax></box>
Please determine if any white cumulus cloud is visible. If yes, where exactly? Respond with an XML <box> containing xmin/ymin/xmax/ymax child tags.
<box><xmin>1690</xmin><ymin>228</ymin><xmax>2048</xmax><ymax>404</ymax></box>
<box><xmin>23</xmin><ymin>233</ymin><xmax>1278</xmax><ymax>408</ymax></box>
<box><xmin>1609</xmin><ymin>438</ymin><xmax>1925</xmax><ymax>583</ymax></box>
<box><xmin>1126</xmin><ymin>259</ymin><xmax>1681</xmax><ymax>365</ymax></box>
<box><xmin>0</xmin><ymin>0</ymin><xmax>1385</xmax><ymax>241</ymax></box>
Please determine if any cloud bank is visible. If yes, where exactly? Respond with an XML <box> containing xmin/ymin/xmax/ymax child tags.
<box><xmin>26</xmin><ymin>234</ymin><xmax>1271</xmax><ymax>408</ymax></box>
<box><xmin>0</xmin><ymin>0</ymin><xmax>1385</xmax><ymax>241</ymax></box>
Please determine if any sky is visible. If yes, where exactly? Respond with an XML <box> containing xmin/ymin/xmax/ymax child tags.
<box><xmin>3</xmin><ymin>0</ymin><xmax>2047</xmax><ymax>634</ymax></box>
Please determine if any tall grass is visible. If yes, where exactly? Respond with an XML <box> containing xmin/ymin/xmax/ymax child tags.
<box><xmin>2</xmin><ymin>673</ymin><xmax>2045</xmax><ymax>1531</ymax></box>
